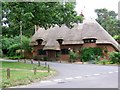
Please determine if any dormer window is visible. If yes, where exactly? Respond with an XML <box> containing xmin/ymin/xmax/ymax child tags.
<box><xmin>83</xmin><ymin>37</ymin><xmax>97</xmax><ymax>43</ymax></box>
<box><xmin>57</xmin><ymin>39</ymin><xmax>63</xmax><ymax>45</ymax></box>
<box><xmin>36</xmin><ymin>39</ymin><xmax>43</xmax><ymax>45</ymax></box>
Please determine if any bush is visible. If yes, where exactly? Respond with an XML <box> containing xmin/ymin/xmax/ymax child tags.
<box><xmin>99</xmin><ymin>59</ymin><xmax>108</xmax><ymax>65</ymax></box>
<box><xmin>43</xmin><ymin>56</ymin><xmax>48</xmax><ymax>61</ymax></box>
<box><xmin>69</xmin><ymin>50</ymin><xmax>79</xmax><ymax>62</ymax></box>
<box><xmin>91</xmin><ymin>56</ymin><xmax>101</xmax><ymax>64</ymax></box>
<box><xmin>7</xmin><ymin>44</ymin><xmax>21</xmax><ymax>56</ymax></box>
<box><xmin>8</xmin><ymin>56</ymin><xmax>25</xmax><ymax>59</ymax></box>
<box><xmin>81</xmin><ymin>47</ymin><xmax>102</xmax><ymax>62</ymax></box>
<box><xmin>109</xmin><ymin>52</ymin><xmax>120</xmax><ymax>64</ymax></box>
<box><xmin>2</xmin><ymin>35</ymin><xmax>32</xmax><ymax>58</ymax></box>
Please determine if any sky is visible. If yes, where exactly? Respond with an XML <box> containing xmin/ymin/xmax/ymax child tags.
<box><xmin>75</xmin><ymin>0</ymin><xmax>120</xmax><ymax>19</ymax></box>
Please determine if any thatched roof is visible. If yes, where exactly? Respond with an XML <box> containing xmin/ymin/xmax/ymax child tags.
<box><xmin>30</xmin><ymin>18</ymin><xmax>120</xmax><ymax>51</ymax></box>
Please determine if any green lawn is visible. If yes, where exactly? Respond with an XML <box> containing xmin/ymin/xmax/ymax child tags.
<box><xmin>1</xmin><ymin>61</ymin><xmax>55</xmax><ymax>88</ymax></box>
<box><xmin>2</xmin><ymin>61</ymin><xmax>48</xmax><ymax>70</ymax></box>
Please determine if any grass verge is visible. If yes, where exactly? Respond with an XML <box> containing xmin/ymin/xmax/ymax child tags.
<box><xmin>1</xmin><ymin>61</ymin><xmax>56</xmax><ymax>88</ymax></box>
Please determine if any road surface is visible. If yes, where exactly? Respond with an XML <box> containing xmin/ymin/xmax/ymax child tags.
<box><xmin>0</xmin><ymin>59</ymin><xmax>118</xmax><ymax>88</ymax></box>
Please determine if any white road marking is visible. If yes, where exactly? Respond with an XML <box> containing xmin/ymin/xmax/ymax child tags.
<box><xmin>65</xmin><ymin>77</ymin><xmax>74</xmax><ymax>80</ymax></box>
<box><xmin>41</xmin><ymin>80</ymin><xmax>52</xmax><ymax>83</ymax></box>
<box><xmin>108</xmin><ymin>72</ymin><xmax>113</xmax><ymax>74</ymax></box>
<box><xmin>74</xmin><ymin>76</ymin><xmax>82</xmax><ymax>79</ymax></box>
<box><xmin>115</xmin><ymin>71</ymin><xmax>118</xmax><ymax>73</ymax></box>
<box><xmin>39</xmin><ymin>71</ymin><xmax>117</xmax><ymax>84</ymax></box>
<box><xmin>93</xmin><ymin>74</ymin><xmax>100</xmax><ymax>76</ymax></box>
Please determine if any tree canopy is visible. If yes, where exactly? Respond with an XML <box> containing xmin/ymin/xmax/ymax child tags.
<box><xmin>2</xmin><ymin>2</ymin><xmax>83</xmax><ymax>37</ymax></box>
<box><xmin>95</xmin><ymin>8</ymin><xmax>120</xmax><ymax>37</ymax></box>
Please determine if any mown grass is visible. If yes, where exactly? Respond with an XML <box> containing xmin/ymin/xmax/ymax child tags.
<box><xmin>2</xmin><ymin>61</ymin><xmax>47</xmax><ymax>70</ymax></box>
<box><xmin>1</xmin><ymin>61</ymin><xmax>56</xmax><ymax>88</ymax></box>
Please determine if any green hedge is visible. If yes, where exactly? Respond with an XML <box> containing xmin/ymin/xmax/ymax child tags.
<box><xmin>69</xmin><ymin>51</ymin><xmax>79</xmax><ymax>62</ymax></box>
<box><xmin>109</xmin><ymin>52</ymin><xmax>120</xmax><ymax>64</ymax></box>
<box><xmin>8</xmin><ymin>56</ymin><xmax>25</xmax><ymax>59</ymax></box>
<box><xmin>81</xmin><ymin>47</ymin><xmax>102</xmax><ymax>62</ymax></box>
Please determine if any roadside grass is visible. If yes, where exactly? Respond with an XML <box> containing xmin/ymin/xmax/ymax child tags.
<box><xmin>2</xmin><ymin>61</ymin><xmax>47</xmax><ymax>70</ymax></box>
<box><xmin>1</xmin><ymin>61</ymin><xmax>56</xmax><ymax>88</ymax></box>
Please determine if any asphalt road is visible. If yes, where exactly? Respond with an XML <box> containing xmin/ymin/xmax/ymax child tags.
<box><xmin>1</xmin><ymin>59</ymin><xmax>119</xmax><ymax>88</ymax></box>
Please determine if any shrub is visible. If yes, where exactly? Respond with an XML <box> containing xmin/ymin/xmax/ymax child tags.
<box><xmin>69</xmin><ymin>50</ymin><xmax>79</xmax><ymax>62</ymax></box>
<box><xmin>56</xmin><ymin>51</ymin><xmax>61</xmax><ymax>61</ymax></box>
<box><xmin>81</xmin><ymin>47</ymin><xmax>102</xmax><ymax>62</ymax></box>
<box><xmin>2</xmin><ymin>35</ymin><xmax>32</xmax><ymax>58</ymax></box>
<box><xmin>98</xmin><ymin>59</ymin><xmax>108</xmax><ymax>65</ymax></box>
<box><xmin>91</xmin><ymin>56</ymin><xmax>101</xmax><ymax>64</ymax></box>
<box><xmin>7</xmin><ymin>44</ymin><xmax>21</xmax><ymax>56</ymax></box>
<box><xmin>8</xmin><ymin>56</ymin><xmax>25</xmax><ymax>59</ymax></box>
<box><xmin>43</xmin><ymin>56</ymin><xmax>48</xmax><ymax>61</ymax></box>
<box><xmin>109</xmin><ymin>52</ymin><xmax>120</xmax><ymax>64</ymax></box>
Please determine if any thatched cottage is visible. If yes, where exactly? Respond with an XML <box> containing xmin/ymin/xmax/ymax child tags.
<box><xmin>30</xmin><ymin>19</ymin><xmax>120</xmax><ymax>61</ymax></box>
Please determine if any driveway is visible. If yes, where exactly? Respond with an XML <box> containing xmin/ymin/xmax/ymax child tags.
<box><xmin>1</xmin><ymin>59</ymin><xmax>118</xmax><ymax>88</ymax></box>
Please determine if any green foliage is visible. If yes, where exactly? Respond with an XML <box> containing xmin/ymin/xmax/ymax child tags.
<box><xmin>2</xmin><ymin>35</ymin><xmax>32</xmax><ymax>57</ymax></box>
<box><xmin>2</xmin><ymin>2</ymin><xmax>83</xmax><ymax>37</ymax></box>
<box><xmin>95</xmin><ymin>8</ymin><xmax>120</xmax><ymax>36</ymax></box>
<box><xmin>2</xmin><ymin>80</ymin><xmax>11</xmax><ymax>88</ymax></box>
<box><xmin>113</xmin><ymin>35</ymin><xmax>120</xmax><ymax>40</ymax></box>
<box><xmin>69</xmin><ymin>50</ymin><xmax>79</xmax><ymax>62</ymax></box>
<box><xmin>91</xmin><ymin>56</ymin><xmax>101</xmax><ymax>64</ymax></box>
<box><xmin>56</xmin><ymin>52</ymin><xmax>61</xmax><ymax>58</ymax></box>
<box><xmin>0</xmin><ymin>48</ymin><xmax>3</xmax><ymax>57</ymax></box>
<box><xmin>1</xmin><ymin>61</ymin><xmax>53</xmax><ymax>88</ymax></box>
<box><xmin>8</xmin><ymin>44</ymin><xmax>20</xmax><ymax>56</ymax></box>
<box><xmin>8</xmin><ymin>56</ymin><xmax>25</xmax><ymax>59</ymax></box>
<box><xmin>81</xmin><ymin>47</ymin><xmax>102</xmax><ymax>62</ymax></box>
<box><xmin>43</xmin><ymin>56</ymin><xmax>48</xmax><ymax>61</ymax></box>
<box><xmin>109</xmin><ymin>52</ymin><xmax>120</xmax><ymax>64</ymax></box>
<box><xmin>2</xmin><ymin>36</ymin><xmax>16</xmax><ymax>50</ymax></box>
<box><xmin>22</xmin><ymin>36</ymin><xmax>32</xmax><ymax>52</ymax></box>
<box><xmin>98</xmin><ymin>59</ymin><xmax>108</xmax><ymax>65</ymax></box>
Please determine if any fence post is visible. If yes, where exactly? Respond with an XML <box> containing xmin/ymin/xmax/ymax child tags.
<box><xmin>38</xmin><ymin>60</ymin><xmax>40</xmax><ymax>66</ymax></box>
<box><xmin>31</xmin><ymin>59</ymin><xmax>33</xmax><ymax>64</ymax></box>
<box><xmin>7</xmin><ymin>68</ymin><xmax>10</xmax><ymax>79</ymax></box>
<box><xmin>60</xmin><ymin>60</ymin><xmax>61</xmax><ymax>63</ymax></box>
<box><xmin>24</xmin><ymin>59</ymin><xmax>26</xmax><ymax>63</ymax></box>
<box><xmin>34</xmin><ymin>67</ymin><xmax>37</xmax><ymax>75</ymax></box>
<box><xmin>48</xmin><ymin>65</ymin><xmax>50</xmax><ymax>73</ymax></box>
<box><xmin>45</xmin><ymin>62</ymin><xmax>47</xmax><ymax>68</ymax></box>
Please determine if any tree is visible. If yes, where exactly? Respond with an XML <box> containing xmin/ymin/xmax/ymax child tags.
<box><xmin>95</xmin><ymin>8</ymin><xmax>120</xmax><ymax>37</ymax></box>
<box><xmin>2</xmin><ymin>2</ymin><xmax>83</xmax><ymax>37</ymax></box>
<box><xmin>2</xmin><ymin>35</ymin><xmax>32</xmax><ymax>56</ymax></box>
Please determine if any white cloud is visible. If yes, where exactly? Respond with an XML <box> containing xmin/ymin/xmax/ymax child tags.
<box><xmin>75</xmin><ymin>0</ymin><xmax>120</xmax><ymax>18</ymax></box>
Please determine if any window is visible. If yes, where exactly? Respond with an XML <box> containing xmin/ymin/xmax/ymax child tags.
<box><xmin>38</xmin><ymin>49</ymin><xmax>46</xmax><ymax>55</ymax></box>
<box><xmin>57</xmin><ymin>39</ymin><xmax>63</xmax><ymax>45</ymax></box>
<box><xmin>91</xmin><ymin>39</ymin><xmax>96</xmax><ymax>43</ymax></box>
<box><xmin>61</xmin><ymin>49</ymin><xmax>69</xmax><ymax>55</ymax></box>
<box><xmin>36</xmin><ymin>39</ymin><xmax>43</xmax><ymax>45</ymax></box>
<box><xmin>83</xmin><ymin>39</ymin><xmax>96</xmax><ymax>43</ymax></box>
